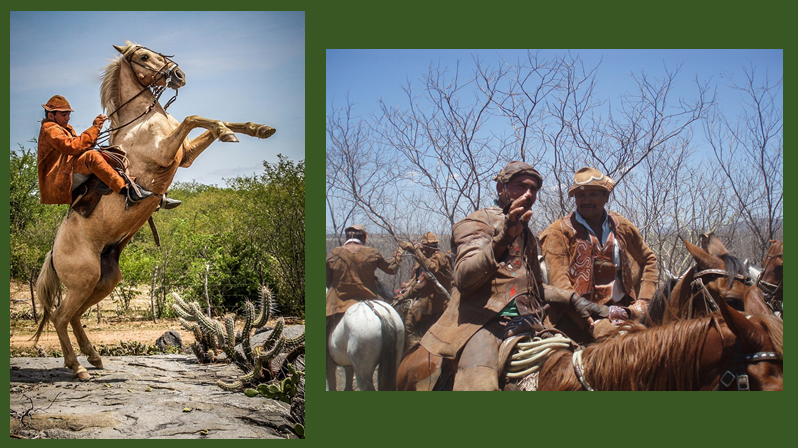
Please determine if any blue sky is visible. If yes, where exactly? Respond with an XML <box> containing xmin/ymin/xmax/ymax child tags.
<box><xmin>10</xmin><ymin>11</ymin><xmax>305</xmax><ymax>186</ymax></box>
<box><xmin>328</xmin><ymin>49</ymin><xmax>782</xmax><ymax>116</ymax></box>
<box><xmin>328</xmin><ymin>49</ymin><xmax>782</xmax><ymax>126</ymax></box>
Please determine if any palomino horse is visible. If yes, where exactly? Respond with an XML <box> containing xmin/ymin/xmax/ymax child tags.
<box><xmin>327</xmin><ymin>300</ymin><xmax>405</xmax><ymax>391</ymax></box>
<box><xmin>34</xmin><ymin>41</ymin><xmax>275</xmax><ymax>380</ymax></box>
<box><xmin>644</xmin><ymin>234</ymin><xmax>772</xmax><ymax>326</ymax></box>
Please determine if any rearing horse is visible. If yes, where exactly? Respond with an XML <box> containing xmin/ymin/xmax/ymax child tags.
<box><xmin>34</xmin><ymin>41</ymin><xmax>276</xmax><ymax>380</ymax></box>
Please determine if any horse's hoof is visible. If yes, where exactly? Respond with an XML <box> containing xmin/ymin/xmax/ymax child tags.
<box><xmin>220</xmin><ymin>133</ymin><xmax>239</xmax><ymax>142</ymax></box>
<box><xmin>75</xmin><ymin>366</ymin><xmax>92</xmax><ymax>381</ymax></box>
<box><xmin>88</xmin><ymin>358</ymin><xmax>104</xmax><ymax>369</ymax></box>
<box><xmin>258</xmin><ymin>126</ymin><xmax>276</xmax><ymax>139</ymax></box>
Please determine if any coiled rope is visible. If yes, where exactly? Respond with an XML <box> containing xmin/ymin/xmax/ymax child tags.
<box><xmin>504</xmin><ymin>333</ymin><xmax>573</xmax><ymax>379</ymax></box>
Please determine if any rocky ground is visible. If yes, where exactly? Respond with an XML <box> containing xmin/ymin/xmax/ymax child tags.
<box><xmin>10</xmin><ymin>355</ymin><xmax>301</xmax><ymax>439</ymax></box>
<box><xmin>9</xmin><ymin>281</ymin><xmax>305</xmax><ymax>439</ymax></box>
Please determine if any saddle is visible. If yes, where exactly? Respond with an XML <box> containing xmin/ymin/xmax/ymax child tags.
<box><xmin>69</xmin><ymin>146</ymin><xmax>164</xmax><ymax>247</ymax></box>
<box><xmin>70</xmin><ymin>146</ymin><xmax>128</xmax><ymax>218</ymax></box>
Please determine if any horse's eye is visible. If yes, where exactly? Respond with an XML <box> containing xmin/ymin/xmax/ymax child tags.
<box><xmin>141</xmin><ymin>54</ymin><xmax>149</xmax><ymax>61</ymax></box>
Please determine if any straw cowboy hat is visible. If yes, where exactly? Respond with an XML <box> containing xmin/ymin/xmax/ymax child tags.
<box><xmin>567</xmin><ymin>167</ymin><xmax>615</xmax><ymax>197</ymax></box>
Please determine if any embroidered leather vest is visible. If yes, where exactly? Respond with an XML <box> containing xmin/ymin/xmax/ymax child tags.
<box><xmin>565</xmin><ymin>213</ymin><xmax>636</xmax><ymax>305</ymax></box>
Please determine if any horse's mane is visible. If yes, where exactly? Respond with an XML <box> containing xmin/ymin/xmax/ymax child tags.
<box><xmin>641</xmin><ymin>276</ymin><xmax>680</xmax><ymax>326</ymax></box>
<box><xmin>718</xmin><ymin>253</ymin><xmax>749</xmax><ymax>285</ymax></box>
<box><xmin>542</xmin><ymin>317</ymin><xmax>718</xmax><ymax>390</ymax></box>
<box><xmin>100</xmin><ymin>40</ymin><xmax>139</xmax><ymax>124</ymax></box>
<box><xmin>746</xmin><ymin>314</ymin><xmax>783</xmax><ymax>358</ymax></box>
<box><xmin>543</xmin><ymin>313</ymin><xmax>783</xmax><ymax>391</ymax></box>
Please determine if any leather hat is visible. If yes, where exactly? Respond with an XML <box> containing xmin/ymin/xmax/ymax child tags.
<box><xmin>568</xmin><ymin>167</ymin><xmax>614</xmax><ymax>197</ymax></box>
<box><xmin>493</xmin><ymin>161</ymin><xmax>543</xmax><ymax>187</ymax></box>
<box><xmin>42</xmin><ymin>95</ymin><xmax>74</xmax><ymax>112</ymax></box>
<box><xmin>345</xmin><ymin>224</ymin><xmax>368</xmax><ymax>237</ymax></box>
<box><xmin>421</xmin><ymin>231</ymin><xmax>439</xmax><ymax>246</ymax></box>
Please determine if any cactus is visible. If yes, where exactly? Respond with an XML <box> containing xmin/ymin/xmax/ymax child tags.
<box><xmin>244</xmin><ymin>362</ymin><xmax>305</xmax><ymax>438</ymax></box>
<box><xmin>171</xmin><ymin>285</ymin><xmax>305</xmax><ymax>392</ymax></box>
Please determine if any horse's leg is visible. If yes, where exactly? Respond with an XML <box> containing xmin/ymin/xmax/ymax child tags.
<box><xmin>326</xmin><ymin>350</ymin><xmax>339</xmax><ymax>391</ymax></box>
<box><xmin>70</xmin><ymin>257</ymin><xmax>123</xmax><ymax>369</ymax></box>
<box><xmin>154</xmin><ymin>116</ymin><xmax>275</xmax><ymax>168</ymax></box>
<box><xmin>343</xmin><ymin>366</ymin><xmax>355</xmax><ymax>391</ymax></box>
<box><xmin>50</xmin><ymin>286</ymin><xmax>97</xmax><ymax>381</ymax></box>
<box><xmin>353</xmin><ymin>367</ymin><xmax>376</xmax><ymax>391</ymax></box>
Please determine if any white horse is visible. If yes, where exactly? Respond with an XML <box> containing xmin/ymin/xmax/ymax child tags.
<box><xmin>327</xmin><ymin>300</ymin><xmax>405</xmax><ymax>391</ymax></box>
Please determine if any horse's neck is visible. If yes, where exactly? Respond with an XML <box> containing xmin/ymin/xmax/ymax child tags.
<box><xmin>111</xmin><ymin>62</ymin><xmax>182</xmax><ymax>193</ymax></box>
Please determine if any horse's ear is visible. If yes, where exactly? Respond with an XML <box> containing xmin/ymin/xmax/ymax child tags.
<box><xmin>113</xmin><ymin>44</ymin><xmax>126</xmax><ymax>54</ymax></box>
<box><xmin>700</xmin><ymin>232</ymin><xmax>729</xmax><ymax>256</ymax></box>
<box><xmin>682</xmin><ymin>236</ymin><xmax>718</xmax><ymax>270</ymax></box>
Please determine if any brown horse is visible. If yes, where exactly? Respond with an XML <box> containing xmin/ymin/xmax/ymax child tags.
<box><xmin>536</xmin><ymin>306</ymin><xmax>782</xmax><ymax>391</ymax></box>
<box><xmin>33</xmin><ymin>41</ymin><xmax>276</xmax><ymax>380</ymax></box>
<box><xmin>644</xmin><ymin>234</ymin><xmax>772</xmax><ymax>326</ymax></box>
<box><xmin>399</xmin><ymin>285</ymin><xmax>783</xmax><ymax>391</ymax></box>
<box><xmin>753</xmin><ymin>240</ymin><xmax>783</xmax><ymax>318</ymax></box>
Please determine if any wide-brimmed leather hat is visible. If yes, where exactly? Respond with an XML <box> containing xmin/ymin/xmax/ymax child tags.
<box><xmin>493</xmin><ymin>161</ymin><xmax>543</xmax><ymax>187</ymax></box>
<box><xmin>345</xmin><ymin>224</ymin><xmax>367</xmax><ymax>237</ymax></box>
<box><xmin>42</xmin><ymin>95</ymin><xmax>74</xmax><ymax>112</ymax></box>
<box><xmin>421</xmin><ymin>231</ymin><xmax>439</xmax><ymax>246</ymax></box>
<box><xmin>568</xmin><ymin>167</ymin><xmax>615</xmax><ymax>197</ymax></box>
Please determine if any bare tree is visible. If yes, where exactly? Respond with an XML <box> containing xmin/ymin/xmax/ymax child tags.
<box><xmin>704</xmin><ymin>66</ymin><xmax>783</xmax><ymax>262</ymax></box>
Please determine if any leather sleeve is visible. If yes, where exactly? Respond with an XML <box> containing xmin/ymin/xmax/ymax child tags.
<box><xmin>451</xmin><ymin>217</ymin><xmax>499</xmax><ymax>295</ymax></box>
<box><xmin>41</xmin><ymin>123</ymin><xmax>99</xmax><ymax>156</ymax></box>
<box><xmin>376</xmin><ymin>251</ymin><xmax>401</xmax><ymax>275</ymax></box>
<box><xmin>538</xmin><ymin>221</ymin><xmax>576</xmax><ymax>293</ymax></box>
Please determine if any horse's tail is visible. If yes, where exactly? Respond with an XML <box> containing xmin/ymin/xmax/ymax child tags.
<box><xmin>32</xmin><ymin>250</ymin><xmax>61</xmax><ymax>344</ymax></box>
<box><xmin>376</xmin><ymin>303</ymin><xmax>400</xmax><ymax>391</ymax></box>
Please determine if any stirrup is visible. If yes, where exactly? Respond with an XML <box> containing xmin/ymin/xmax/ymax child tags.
<box><xmin>123</xmin><ymin>182</ymin><xmax>154</xmax><ymax>205</ymax></box>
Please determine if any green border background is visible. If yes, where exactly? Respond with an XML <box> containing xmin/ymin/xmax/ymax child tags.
<box><xmin>3</xmin><ymin>2</ymin><xmax>790</xmax><ymax>444</ymax></box>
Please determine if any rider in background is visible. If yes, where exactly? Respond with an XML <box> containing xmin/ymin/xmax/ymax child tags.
<box><xmin>419</xmin><ymin>161</ymin><xmax>607</xmax><ymax>391</ymax></box>
<box><xmin>326</xmin><ymin>225</ymin><xmax>404</xmax><ymax>366</ymax></box>
<box><xmin>539</xmin><ymin>167</ymin><xmax>658</xmax><ymax>340</ymax></box>
<box><xmin>395</xmin><ymin>231</ymin><xmax>452</xmax><ymax>353</ymax></box>
<box><xmin>38</xmin><ymin>95</ymin><xmax>154</xmax><ymax>206</ymax></box>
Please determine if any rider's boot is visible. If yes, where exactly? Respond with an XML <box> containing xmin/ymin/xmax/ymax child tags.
<box><xmin>121</xmin><ymin>182</ymin><xmax>154</xmax><ymax>205</ymax></box>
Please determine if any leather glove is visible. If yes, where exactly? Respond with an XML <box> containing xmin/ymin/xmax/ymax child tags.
<box><xmin>570</xmin><ymin>294</ymin><xmax>609</xmax><ymax>319</ymax></box>
<box><xmin>93</xmin><ymin>114</ymin><xmax>108</xmax><ymax>128</ymax></box>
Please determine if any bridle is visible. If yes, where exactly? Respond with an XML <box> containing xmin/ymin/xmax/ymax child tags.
<box><xmin>755</xmin><ymin>253</ymin><xmax>783</xmax><ymax>317</ymax></box>
<box><xmin>687</xmin><ymin>268</ymin><xmax>753</xmax><ymax>319</ymax></box>
<box><xmin>709</xmin><ymin>316</ymin><xmax>782</xmax><ymax>391</ymax></box>
<box><xmin>97</xmin><ymin>45</ymin><xmax>181</xmax><ymax>145</ymax></box>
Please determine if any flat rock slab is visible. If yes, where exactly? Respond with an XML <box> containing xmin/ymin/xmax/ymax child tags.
<box><xmin>10</xmin><ymin>355</ymin><xmax>297</xmax><ymax>439</ymax></box>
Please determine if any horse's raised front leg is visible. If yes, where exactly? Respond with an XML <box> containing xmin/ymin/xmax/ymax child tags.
<box><xmin>160</xmin><ymin>116</ymin><xmax>275</xmax><ymax>168</ymax></box>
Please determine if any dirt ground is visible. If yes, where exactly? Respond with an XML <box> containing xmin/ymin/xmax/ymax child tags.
<box><xmin>9</xmin><ymin>280</ymin><xmax>303</xmax><ymax>354</ymax></box>
<box><xmin>10</xmin><ymin>280</ymin><xmax>195</xmax><ymax>354</ymax></box>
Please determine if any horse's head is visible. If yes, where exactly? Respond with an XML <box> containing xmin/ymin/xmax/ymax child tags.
<box><xmin>679</xmin><ymin>234</ymin><xmax>754</xmax><ymax>315</ymax></box>
<box><xmin>711</xmin><ymin>280</ymin><xmax>783</xmax><ymax>391</ymax></box>
<box><xmin>759</xmin><ymin>240</ymin><xmax>783</xmax><ymax>294</ymax></box>
<box><xmin>114</xmin><ymin>40</ymin><xmax>185</xmax><ymax>90</ymax></box>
